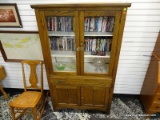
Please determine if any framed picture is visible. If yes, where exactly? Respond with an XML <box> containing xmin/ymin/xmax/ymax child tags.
<box><xmin>0</xmin><ymin>3</ymin><xmax>22</xmax><ymax>27</ymax></box>
<box><xmin>0</xmin><ymin>31</ymin><xmax>43</xmax><ymax>62</ymax></box>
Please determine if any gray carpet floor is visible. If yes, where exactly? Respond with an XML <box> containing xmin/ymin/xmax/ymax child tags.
<box><xmin>0</xmin><ymin>93</ymin><xmax>160</xmax><ymax>120</ymax></box>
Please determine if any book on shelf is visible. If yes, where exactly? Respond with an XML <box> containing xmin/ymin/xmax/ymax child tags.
<box><xmin>84</xmin><ymin>17</ymin><xmax>90</xmax><ymax>32</ymax></box>
<box><xmin>98</xmin><ymin>17</ymin><xmax>103</xmax><ymax>32</ymax></box>
<box><xmin>89</xmin><ymin>17</ymin><xmax>95</xmax><ymax>32</ymax></box>
<box><xmin>106</xmin><ymin>17</ymin><xmax>115</xmax><ymax>32</ymax></box>
<box><xmin>102</xmin><ymin>17</ymin><xmax>108</xmax><ymax>32</ymax></box>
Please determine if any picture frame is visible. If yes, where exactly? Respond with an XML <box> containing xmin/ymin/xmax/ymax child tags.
<box><xmin>0</xmin><ymin>3</ymin><xmax>22</xmax><ymax>27</ymax></box>
<box><xmin>0</xmin><ymin>31</ymin><xmax>43</xmax><ymax>62</ymax></box>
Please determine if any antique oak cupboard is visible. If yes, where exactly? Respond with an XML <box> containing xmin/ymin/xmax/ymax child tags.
<box><xmin>31</xmin><ymin>3</ymin><xmax>131</xmax><ymax>112</ymax></box>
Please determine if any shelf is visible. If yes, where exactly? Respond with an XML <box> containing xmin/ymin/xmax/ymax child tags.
<box><xmin>84</xmin><ymin>52</ymin><xmax>110</xmax><ymax>58</ymax></box>
<box><xmin>48</xmin><ymin>32</ymin><xmax>112</xmax><ymax>37</ymax></box>
<box><xmin>51</xmin><ymin>50</ymin><xmax>111</xmax><ymax>58</ymax></box>
<box><xmin>84</xmin><ymin>32</ymin><xmax>113</xmax><ymax>36</ymax></box>
<box><xmin>50</xmin><ymin>51</ymin><xmax>110</xmax><ymax>58</ymax></box>
<box><xmin>51</xmin><ymin>51</ymin><xmax>76</xmax><ymax>57</ymax></box>
<box><xmin>48</xmin><ymin>31</ymin><xmax>75</xmax><ymax>36</ymax></box>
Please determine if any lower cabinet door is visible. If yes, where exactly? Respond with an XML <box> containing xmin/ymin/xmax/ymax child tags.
<box><xmin>81</xmin><ymin>86</ymin><xmax>110</xmax><ymax>107</ymax></box>
<box><xmin>53</xmin><ymin>84</ymin><xmax>80</xmax><ymax>106</ymax></box>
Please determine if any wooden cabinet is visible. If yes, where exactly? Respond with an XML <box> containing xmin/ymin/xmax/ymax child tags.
<box><xmin>31</xmin><ymin>3</ymin><xmax>131</xmax><ymax>112</ymax></box>
<box><xmin>140</xmin><ymin>33</ymin><xmax>160</xmax><ymax>115</ymax></box>
<box><xmin>140</xmin><ymin>53</ymin><xmax>160</xmax><ymax>115</ymax></box>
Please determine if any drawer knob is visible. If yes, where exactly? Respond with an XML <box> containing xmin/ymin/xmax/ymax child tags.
<box><xmin>155</xmin><ymin>106</ymin><xmax>160</xmax><ymax>109</ymax></box>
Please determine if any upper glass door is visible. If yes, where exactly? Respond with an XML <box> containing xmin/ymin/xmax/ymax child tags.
<box><xmin>80</xmin><ymin>11</ymin><xmax>119</xmax><ymax>75</ymax></box>
<box><xmin>45</xmin><ymin>12</ymin><xmax>79</xmax><ymax>73</ymax></box>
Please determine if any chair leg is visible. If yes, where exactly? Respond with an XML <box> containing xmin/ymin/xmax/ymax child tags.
<box><xmin>10</xmin><ymin>107</ymin><xmax>16</xmax><ymax>120</ymax></box>
<box><xmin>32</xmin><ymin>107</ymin><xmax>37</xmax><ymax>120</ymax></box>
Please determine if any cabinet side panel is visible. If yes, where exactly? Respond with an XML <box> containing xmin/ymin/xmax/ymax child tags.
<box><xmin>140</xmin><ymin>56</ymin><xmax>159</xmax><ymax>110</ymax></box>
<box><xmin>153</xmin><ymin>32</ymin><xmax>160</xmax><ymax>57</ymax></box>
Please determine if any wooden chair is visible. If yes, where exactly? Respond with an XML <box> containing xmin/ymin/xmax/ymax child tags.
<box><xmin>9</xmin><ymin>60</ymin><xmax>47</xmax><ymax>120</ymax></box>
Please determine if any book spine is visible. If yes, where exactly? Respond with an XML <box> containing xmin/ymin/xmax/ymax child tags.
<box><xmin>86</xmin><ymin>17</ymin><xmax>90</xmax><ymax>32</ymax></box>
<box><xmin>102</xmin><ymin>17</ymin><xmax>108</xmax><ymax>32</ymax></box>
<box><xmin>89</xmin><ymin>38</ymin><xmax>92</xmax><ymax>52</ymax></box>
<box><xmin>62</xmin><ymin>37</ymin><xmax>65</xmax><ymax>51</ymax></box>
<box><xmin>47</xmin><ymin>17</ymin><xmax>51</xmax><ymax>31</ymax></box>
<box><xmin>98</xmin><ymin>17</ymin><xmax>103</xmax><ymax>32</ymax></box>
<box><xmin>55</xmin><ymin>17</ymin><xmax>57</xmax><ymax>31</ymax></box>
<box><xmin>109</xmin><ymin>17</ymin><xmax>115</xmax><ymax>32</ymax></box>
<box><xmin>89</xmin><ymin>17</ymin><xmax>95</xmax><ymax>32</ymax></box>
<box><xmin>51</xmin><ymin>17</ymin><xmax>54</xmax><ymax>31</ymax></box>
<box><xmin>91</xmin><ymin>39</ymin><xmax>96</xmax><ymax>55</ymax></box>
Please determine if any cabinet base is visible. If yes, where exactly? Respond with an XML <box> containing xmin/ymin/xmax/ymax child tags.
<box><xmin>54</xmin><ymin>106</ymin><xmax>110</xmax><ymax>113</ymax></box>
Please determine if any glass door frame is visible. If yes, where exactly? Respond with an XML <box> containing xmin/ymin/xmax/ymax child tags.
<box><xmin>79</xmin><ymin>10</ymin><xmax>121</xmax><ymax>76</ymax></box>
<box><xmin>39</xmin><ymin>10</ymin><xmax>80</xmax><ymax>75</ymax></box>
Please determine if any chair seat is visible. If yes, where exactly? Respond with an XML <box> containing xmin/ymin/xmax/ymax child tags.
<box><xmin>10</xmin><ymin>91</ymin><xmax>42</xmax><ymax>108</ymax></box>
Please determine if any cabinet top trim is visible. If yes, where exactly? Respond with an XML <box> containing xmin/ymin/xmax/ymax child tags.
<box><xmin>31</xmin><ymin>3</ymin><xmax>131</xmax><ymax>9</ymax></box>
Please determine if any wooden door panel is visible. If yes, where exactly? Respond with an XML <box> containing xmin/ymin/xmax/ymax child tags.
<box><xmin>94</xmin><ymin>89</ymin><xmax>106</xmax><ymax>106</ymax></box>
<box><xmin>94</xmin><ymin>87</ymin><xmax>109</xmax><ymax>107</ymax></box>
<box><xmin>55</xmin><ymin>85</ymin><xmax>80</xmax><ymax>106</ymax></box>
<box><xmin>56</xmin><ymin>87</ymin><xmax>68</xmax><ymax>104</ymax></box>
<box><xmin>81</xmin><ymin>86</ymin><xmax>110</xmax><ymax>107</ymax></box>
<box><xmin>68</xmin><ymin>89</ymin><xmax>80</xmax><ymax>105</ymax></box>
<box><xmin>81</xmin><ymin>87</ymin><xmax>93</xmax><ymax>106</ymax></box>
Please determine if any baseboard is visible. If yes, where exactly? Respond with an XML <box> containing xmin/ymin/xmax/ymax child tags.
<box><xmin>1</xmin><ymin>88</ymin><xmax>50</xmax><ymax>96</ymax></box>
<box><xmin>113</xmin><ymin>94</ymin><xmax>140</xmax><ymax>98</ymax></box>
<box><xmin>1</xmin><ymin>88</ymin><xmax>139</xmax><ymax>99</ymax></box>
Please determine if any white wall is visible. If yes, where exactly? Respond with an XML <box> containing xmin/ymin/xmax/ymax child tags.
<box><xmin>0</xmin><ymin>0</ymin><xmax>160</xmax><ymax>94</ymax></box>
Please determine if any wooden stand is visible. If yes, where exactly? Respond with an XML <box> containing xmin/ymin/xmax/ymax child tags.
<box><xmin>140</xmin><ymin>33</ymin><xmax>160</xmax><ymax>117</ymax></box>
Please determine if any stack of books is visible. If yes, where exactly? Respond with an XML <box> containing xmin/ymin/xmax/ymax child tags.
<box><xmin>49</xmin><ymin>36</ymin><xmax>75</xmax><ymax>51</ymax></box>
<box><xmin>84</xmin><ymin>37</ymin><xmax>112</xmax><ymax>56</ymax></box>
<box><xmin>84</xmin><ymin>16</ymin><xmax>115</xmax><ymax>32</ymax></box>
<box><xmin>46</xmin><ymin>17</ymin><xmax>73</xmax><ymax>32</ymax></box>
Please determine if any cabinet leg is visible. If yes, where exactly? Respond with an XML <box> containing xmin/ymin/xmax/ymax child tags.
<box><xmin>105</xmin><ymin>111</ymin><xmax>110</xmax><ymax>114</ymax></box>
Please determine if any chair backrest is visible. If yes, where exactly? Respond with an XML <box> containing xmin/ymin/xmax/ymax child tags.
<box><xmin>21</xmin><ymin>60</ymin><xmax>43</xmax><ymax>92</ymax></box>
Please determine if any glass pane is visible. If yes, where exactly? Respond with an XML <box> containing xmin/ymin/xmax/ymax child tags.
<box><xmin>46</xmin><ymin>16</ymin><xmax>76</xmax><ymax>72</ymax></box>
<box><xmin>84</xmin><ymin>16</ymin><xmax>115</xmax><ymax>74</ymax></box>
